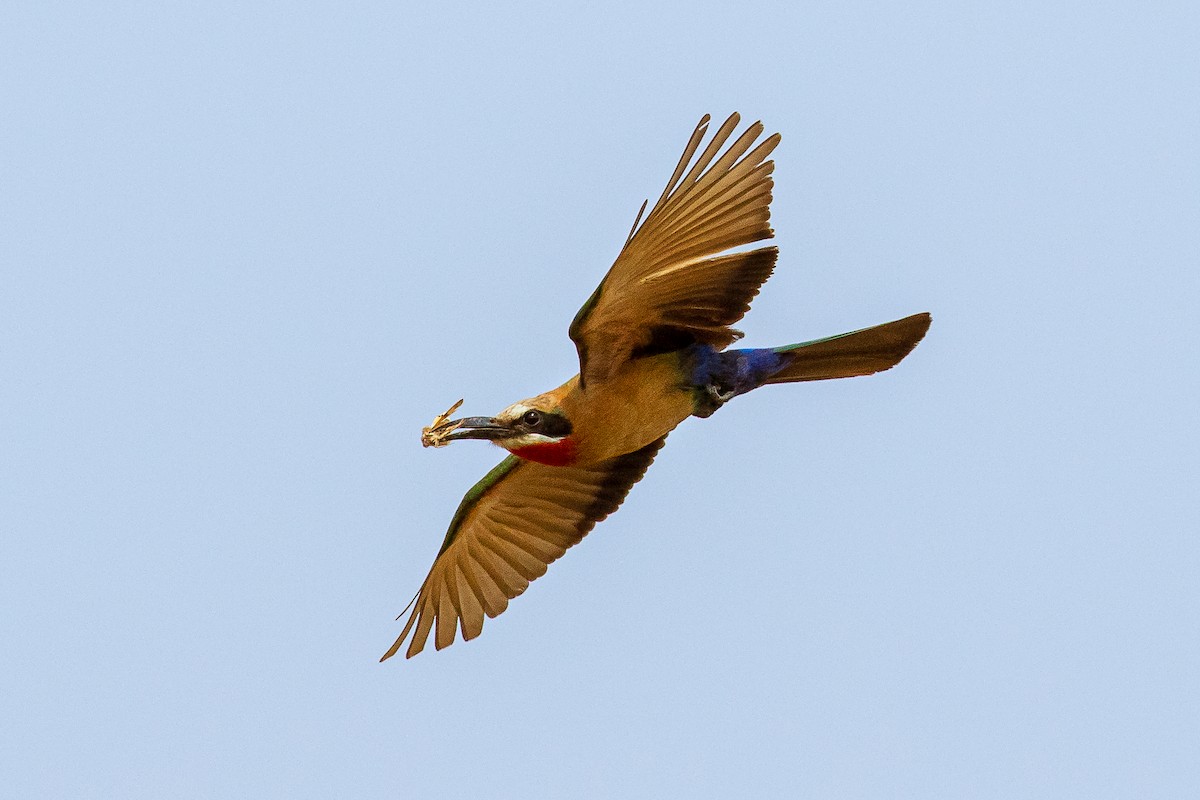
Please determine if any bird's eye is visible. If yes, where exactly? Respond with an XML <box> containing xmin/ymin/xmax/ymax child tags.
<box><xmin>522</xmin><ymin>409</ymin><xmax>542</xmax><ymax>427</ymax></box>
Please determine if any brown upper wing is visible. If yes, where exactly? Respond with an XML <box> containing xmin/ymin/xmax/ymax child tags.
<box><xmin>381</xmin><ymin>437</ymin><xmax>667</xmax><ymax>660</ymax></box>
<box><xmin>569</xmin><ymin>113</ymin><xmax>781</xmax><ymax>386</ymax></box>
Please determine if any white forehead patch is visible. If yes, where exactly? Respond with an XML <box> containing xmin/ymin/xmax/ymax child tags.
<box><xmin>498</xmin><ymin>402</ymin><xmax>532</xmax><ymax>422</ymax></box>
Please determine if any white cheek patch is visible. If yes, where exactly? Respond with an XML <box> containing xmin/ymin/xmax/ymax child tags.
<box><xmin>504</xmin><ymin>432</ymin><xmax>562</xmax><ymax>449</ymax></box>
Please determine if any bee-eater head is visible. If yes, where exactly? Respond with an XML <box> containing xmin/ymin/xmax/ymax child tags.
<box><xmin>438</xmin><ymin>399</ymin><xmax>578</xmax><ymax>466</ymax></box>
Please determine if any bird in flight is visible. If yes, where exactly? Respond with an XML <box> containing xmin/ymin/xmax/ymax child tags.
<box><xmin>382</xmin><ymin>113</ymin><xmax>930</xmax><ymax>661</ymax></box>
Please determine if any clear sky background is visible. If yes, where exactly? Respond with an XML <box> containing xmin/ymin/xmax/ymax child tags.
<box><xmin>3</xmin><ymin>2</ymin><xmax>1198</xmax><ymax>797</ymax></box>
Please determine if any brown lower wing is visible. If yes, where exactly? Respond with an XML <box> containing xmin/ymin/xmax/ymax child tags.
<box><xmin>381</xmin><ymin>437</ymin><xmax>668</xmax><ymax>660</ymax></box>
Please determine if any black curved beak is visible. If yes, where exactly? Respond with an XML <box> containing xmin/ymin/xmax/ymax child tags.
<box><xmin>440</xmin><ymin>416</ymin><xmax>513</xmax><ymax>442</ymax></box>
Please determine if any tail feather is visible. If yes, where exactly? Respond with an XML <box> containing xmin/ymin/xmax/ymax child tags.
<box><xmin>767</xmin><ymin>313</ymin><xmax>931</xmax><ymax>383</ymax></box>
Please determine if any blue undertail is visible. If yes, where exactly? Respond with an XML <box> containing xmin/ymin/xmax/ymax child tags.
<box><xmin>686</xmin><ymin>344</ymin><xmax>790</xmax><ymax>416</ymax></box>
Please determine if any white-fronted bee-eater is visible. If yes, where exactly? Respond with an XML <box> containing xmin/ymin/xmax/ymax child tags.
<box><xmin>382</xmin><ymin>113</ymin><xmax>930</xmax><ymax>661</ymax></box>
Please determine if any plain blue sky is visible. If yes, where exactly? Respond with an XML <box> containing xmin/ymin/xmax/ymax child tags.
<box><xmin>3</xmin><ymin>1</ymin><xmax>1198</xmax><ymax>797</ymax></box>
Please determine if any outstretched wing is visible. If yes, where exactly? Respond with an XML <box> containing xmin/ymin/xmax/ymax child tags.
<box><xmin>569</xmin><ymin>113</ymin><xmax>781</xmax><ymax>387</ymax></box>
<box><xmin>381</xmin><ymin>437</ymin><xmax>667</xmax><ymax>660</ymax></box>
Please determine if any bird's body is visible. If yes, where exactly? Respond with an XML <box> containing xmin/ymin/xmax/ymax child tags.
<box><xmin>512</xmin><ymin>352</ymin><xmax>690</xmax><ymax>467</ymax></box>
<box><xmin>383</xmin><ymin>114</ymin><xmax>930</xmax><ymax>661</ymax></box>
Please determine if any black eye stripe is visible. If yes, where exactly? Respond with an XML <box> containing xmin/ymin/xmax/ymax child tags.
<box><xmin>521</xmin><ymin>410</ymin><xmax>573</xmax><ymax>437</ymax></box>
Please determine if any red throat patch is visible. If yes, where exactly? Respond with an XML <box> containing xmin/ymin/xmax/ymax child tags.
<box><xmin>510</xmin><ymin>437</ymin><xmax>578</xmax><ymax>467</ymax></box>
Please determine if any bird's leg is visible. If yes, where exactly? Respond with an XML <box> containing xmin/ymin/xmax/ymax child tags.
<box><xmin>690</xmin><ymin>378</ymin><xmax>736</xmax><ymax>419</ymax></box>
<box><xmin>706</xmin><ymin>379</ymin><xmax>737</xmax><ymax>406</ymax></box>
<box><xmin>686</xmin><ymin>345</ymin><xmax>737</xmax><ymax>418</ymax></box>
